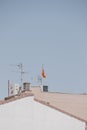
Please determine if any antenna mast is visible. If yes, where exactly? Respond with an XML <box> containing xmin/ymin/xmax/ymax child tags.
<box><xmin>17</xmin><ymin>63</ymin><xmax>24</xmax><ymax>87</ymax></box>
<box><xmin>10</xmin><ymin>63</ymin><xmax>26</xmax><ymax>87</ymax></box>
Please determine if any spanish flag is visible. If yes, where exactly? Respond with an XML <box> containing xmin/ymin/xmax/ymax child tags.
<box><xmin>42</xmin><ymin>67</ymin><xmax>46</xmax><ymax>78</ymax></box>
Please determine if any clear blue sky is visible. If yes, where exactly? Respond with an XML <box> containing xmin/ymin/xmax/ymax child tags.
<box><xmin>0</xmin><ymin>0</ymin><xmax>87</xmax><ymax>98</ymax></box>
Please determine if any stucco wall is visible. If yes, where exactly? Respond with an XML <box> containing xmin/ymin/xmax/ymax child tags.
<box><xmin>0</xmin><ymin>97</ymin><xmax>85</xmax><ymax>130</ymax></box>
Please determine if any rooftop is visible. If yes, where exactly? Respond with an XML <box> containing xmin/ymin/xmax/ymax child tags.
<box><xmin>0</xmin><ymin>86</ymin><xmax>87</xmax><ymax>123</ymax></box>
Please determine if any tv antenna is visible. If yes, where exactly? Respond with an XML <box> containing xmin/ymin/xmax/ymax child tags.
<box><xmin>10</xmin><ymin>63</ymin><xmax>27</xmax><ymax>87</ymax></box>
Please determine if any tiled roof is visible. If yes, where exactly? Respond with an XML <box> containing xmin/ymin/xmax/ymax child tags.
<box><xmin>0</xmin><ymin>92</ymin><xmax>33</xmax><ymax>105</ymax></box>
<box><xmin>30</xmin><ymin>86</ymin><xmax>87</xmax><ymax>122</ymax></box>
<box><xmin>0</xmin><ymin>86</ymin><xmax>87</xmax><ymax>123</ymax></box>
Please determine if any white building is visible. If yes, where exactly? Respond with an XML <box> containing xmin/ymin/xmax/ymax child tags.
<box><xmin>0</xmin><ymin>86</ymin><xmax>87</xmax><ymax>130</ymax></box>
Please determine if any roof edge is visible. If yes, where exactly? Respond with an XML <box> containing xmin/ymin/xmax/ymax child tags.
<box><xmin>0</xmin><ymin>93</ymin><xmax>34</xmax><ymax>105</ymax></box>
<box><xmin>34</xmin><ymin>98</ymin><xmax>87</xmax><ymax>123</ymax></box>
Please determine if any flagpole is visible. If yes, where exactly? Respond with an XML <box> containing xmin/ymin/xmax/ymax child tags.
<box><xmin>41</xmin><ymin>64</ymin><xmax>47</xmax><ymax>92</ymax></box>
<box><xmin>41</xmin><ymin>64</ymin><xmax>43</xmax><ymax>85</ymax></box>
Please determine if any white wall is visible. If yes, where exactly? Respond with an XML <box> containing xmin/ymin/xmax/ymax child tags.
<box><xmin>0</xmin><ymin>97</ymin><xmax>85</xmax><ymax>130</ymax></box>
<box><xmin>8</xmin><ymin>83</ymin><xmax>19</xmax><ymax>96</ymax></box>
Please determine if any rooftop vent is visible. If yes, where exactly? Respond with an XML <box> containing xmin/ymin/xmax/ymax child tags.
<box><xmin>43</xmin><ymin>85</ymin><xmax>48</xmax><ymax>92</ymax></box>
<box><xmin>23</xmin><ymin>82</ymin><xmax>31</xmax><ymax>91</ymax></box>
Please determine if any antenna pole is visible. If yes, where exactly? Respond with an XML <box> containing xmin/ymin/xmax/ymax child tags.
<box><xmin>20</xmin><ymin>63</ymin><xmax>23</xmax><ymax>87</ymax></box>
<box><xmin>10</xmin><ymin>63</ymin><xmax>28</xmax><ymax>88</ymax></box>
<box><xmin>18</xmin><ymin>63</ymin><xmax>23</xmax><ymax>87</ymax></box>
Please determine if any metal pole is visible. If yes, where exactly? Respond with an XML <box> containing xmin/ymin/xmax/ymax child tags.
<box><xmin>41</xmin><ymin>64</ymin><xmax>44</xmax><ymax>85</ymax></box>
<box><xmin>8</xmin><ymin>80</ymin><xmax>10</xmax><ymax>96</ymax></box>
<box><xmin>20</xmin><ymin>63</ymin><xmax>23</xmax><ymax>87</ymax></box>
<box><xmin>19</xmin><ymin>63</ymin><xmax>23</xmax><ymax>88</ymax></box>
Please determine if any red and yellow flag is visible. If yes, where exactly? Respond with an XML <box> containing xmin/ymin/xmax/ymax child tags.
<box><xmin>42</xmin><ymin>68</ymin><xmax>46</xmax><ymax>78</ymax></box>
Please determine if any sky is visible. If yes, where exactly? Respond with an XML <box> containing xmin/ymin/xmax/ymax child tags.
<box><xmin>0</xmin><ymin>0</ymin><xmax>87</xmax><ymax>99</ymax></box>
